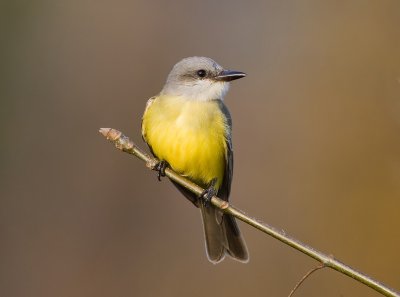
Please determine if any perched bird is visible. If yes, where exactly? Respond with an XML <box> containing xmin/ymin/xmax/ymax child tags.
<box><xmin>141</xmin><ymin>57</ymin><xmax>248</xmax><ymax>263</ymax></box>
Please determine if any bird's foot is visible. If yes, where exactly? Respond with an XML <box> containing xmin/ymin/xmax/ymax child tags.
<box><xmin>200</xmin><ymin>178</ymin><xmax>217</xmax><ymax>207</ymax></box>
<box><xmin>153</xmin><ymin>160</ymin><xmax>169</xmax><ymax>181</ymax></box>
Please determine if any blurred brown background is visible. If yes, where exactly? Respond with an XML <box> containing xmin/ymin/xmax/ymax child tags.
<box><xmin>1</xmin><ymin>1</ymin><xmax>399</xmax><ymax>296</ymax></box>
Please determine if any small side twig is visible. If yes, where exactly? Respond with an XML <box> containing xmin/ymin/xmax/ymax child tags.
<box><xmin>288</xmin><ymin>264</ymin><xmax>326</xmax><ymax>297</ymax></box>
<box><xmin>99</xmin><ymin>128</ymin><xmax>399</xmax><ymax>297</ymax></box>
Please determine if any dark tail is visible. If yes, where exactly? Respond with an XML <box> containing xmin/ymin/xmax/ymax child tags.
<box><xmin>200</xmin><ymin>203</ymin><xmax>249</xmax><ymax>263</ymax></box>
<box><xmin>171</xmin><ymin>180</ymin><xmax>248</xmax><ymax>263</ymax></box>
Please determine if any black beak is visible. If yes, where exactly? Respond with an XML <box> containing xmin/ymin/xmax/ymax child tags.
<box><xmin>215</xmin><ymin>70</ymin><xmax>246</xmax><ymax>82</ymax></box>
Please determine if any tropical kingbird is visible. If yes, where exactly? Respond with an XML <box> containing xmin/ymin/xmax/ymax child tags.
<box><xmin>141</xmin><ymin>57</ymin><xmax>248</xmax><ymax>263</ymax></box>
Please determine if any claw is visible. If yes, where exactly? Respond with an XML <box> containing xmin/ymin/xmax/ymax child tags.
<box><xmin>200</xmin><ymin>178</ymin><xmax>217</xmax><ymax>207</ymax></box>
<box><xmin>154</xmin><ymin>160</ymin><xmax>169</xmax><ymax>181</ymax></box>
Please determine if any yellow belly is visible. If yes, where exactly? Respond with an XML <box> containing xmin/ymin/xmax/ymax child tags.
<box><xmin>142</xmin><ymin>95</ymin><xmax>228</xmax><ymax>189</ymax></box>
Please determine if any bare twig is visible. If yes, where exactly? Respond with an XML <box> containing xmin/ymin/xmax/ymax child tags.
<box><xmin>99</xmin><ymin>128</ymin><xmax>399</xmax><ymax>297</ymax></box>
<box><xmin>288</xmin><ymin>264</ymin><xmax>326</xmax><ymax>297</ymax></box>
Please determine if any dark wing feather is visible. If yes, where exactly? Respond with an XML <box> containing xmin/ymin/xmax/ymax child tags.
<box><xmin>216</xmin><ymin>100</ymin><xmax>233</xmax><ymax>201</ymax></box>
<box><xmin>215</xmin><ymin>101</ymin><xmax>248</xmax><ymax>259</ymax></box>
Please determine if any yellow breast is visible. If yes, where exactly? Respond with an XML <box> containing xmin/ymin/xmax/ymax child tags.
<box><xmin>142</xmin><ymin>95</ymin><xmax>229</xmax><ymax>189</ymax></box>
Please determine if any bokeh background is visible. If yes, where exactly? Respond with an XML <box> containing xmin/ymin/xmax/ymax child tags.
<box><xmin>1</xmin><ymin>1</ymin><xmax>400</xmax><ymax>296</ymax></box>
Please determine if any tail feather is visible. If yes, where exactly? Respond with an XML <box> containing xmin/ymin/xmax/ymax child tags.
<box><xmin>200</xmin><ymin>203</ymin><xmax>249</xmax><ymax>263</ymax></box>
<box><xmin>200</xmin><ymin>204</ymin><xmax>226</xmax><ymax>263</ymax></box>
<box><xmin>222</xmin><ymin>214</ymin><xmax>249</xmax><ymax>262</ymax></box>
<box><xmin>171</xmin><ymin>180</ymin><xmax>248</xmax><ymax>263</ymax></box>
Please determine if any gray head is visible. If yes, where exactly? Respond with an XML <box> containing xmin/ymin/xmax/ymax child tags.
<box><xmin>161</xmin><ymin>57</ymin><xmax>246</xmax><ymax>101</ymax></box>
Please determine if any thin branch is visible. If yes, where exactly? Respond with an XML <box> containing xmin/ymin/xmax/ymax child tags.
<box><xmin>99</xmin><ymin>128</ymin><xmax>399</xmax><ymax>297</ymax></box>
<box><xmin>288</xmin><ymin>264</ymin><xmax>326</xmax><ymax>297</ymax></box>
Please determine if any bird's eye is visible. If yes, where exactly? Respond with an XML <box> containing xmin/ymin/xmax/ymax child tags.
<box><xmin>196</xmin><ymin>69</ymin><xmax>207</xmax><ymax>78</ymax></box>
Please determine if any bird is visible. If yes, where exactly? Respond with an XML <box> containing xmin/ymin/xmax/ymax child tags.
<box><xmin>141</xmin><ymin>56</ymin><xmax>248</xmax><ymax>263</ymax></box>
